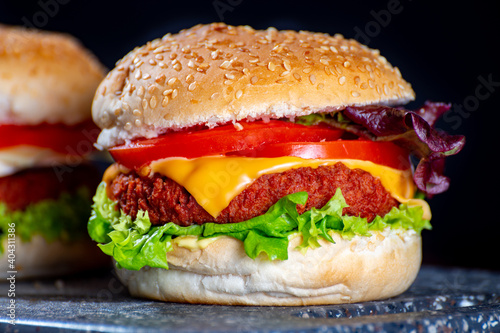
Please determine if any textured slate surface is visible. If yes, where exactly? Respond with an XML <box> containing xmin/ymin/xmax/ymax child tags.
<box><xmin>1</xmin><ymin>265</ymin><xmax>500</xmax><ymax>332</ymax></box>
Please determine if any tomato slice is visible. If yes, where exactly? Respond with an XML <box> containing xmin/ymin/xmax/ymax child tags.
<box><xmin>227</xmin><ymin>140</ymin><xmax>411</xmax><ymax>170</ymax></box>
<box><xmin>0</xmin><ymin>120</ymin><xmax>99</xmax><ymax>156</ymax></box>
<box><xmin>109</xmin><ymin>120</ymin><xmax>343</xmax><ymax>169</ymax></box>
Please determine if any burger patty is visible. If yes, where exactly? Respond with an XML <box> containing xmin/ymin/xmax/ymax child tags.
<box><xmin>0</xmin><ymin>164</ymin><xmax>100</xmax><ymax>211</ymax></box>
<box><xmin>110</xmin><ymin>162</ymin><xmax>398</xmax><ymax>226</ymax></box>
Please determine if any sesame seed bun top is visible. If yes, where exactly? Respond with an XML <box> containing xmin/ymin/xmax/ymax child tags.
<box><xmin>92</xmin><ymin>23</ymin><xmax>415</xmax><ymax>149</ymax></box>
<box><xmin>0</xmin><ymin>25</ymin><xmax>106</xmax><ymax>126</ymax></box>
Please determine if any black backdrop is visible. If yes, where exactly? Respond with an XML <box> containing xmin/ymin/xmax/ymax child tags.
<box><xmin>1</xmin><ymin>0</ymin><xmax>499</xmax><ymax>271</ymax></box>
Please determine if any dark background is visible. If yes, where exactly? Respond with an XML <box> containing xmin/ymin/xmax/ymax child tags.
<box><xmin>1</xmin><ymin>0</ymin><xmax>498</xmax><ymax>270</ymax></box>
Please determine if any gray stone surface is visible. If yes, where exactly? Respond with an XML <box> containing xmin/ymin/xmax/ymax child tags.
<box><xmin>1</xmin><ymin>266</ymin><xmax>499</xmax><ymax>332</ymax></box>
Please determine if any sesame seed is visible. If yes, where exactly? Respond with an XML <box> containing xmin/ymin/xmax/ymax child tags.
<box><xmin>149</xmin><ymin>59</ymin><xmax>157</xmax><ymax>65</ymax></box>
<box><xmin>365</xmin><ymin>64</ymin><xmax>372</xmax><ymax>72</ymax></box>
<box><xmin>133</xmin><ymin>109</ymin><xmax>142</xmax><ymax>116</ymax></box>
<box><xmin>250</xmin><ymin>76</ymin><xmax>258</xmax><ymax>84</ymax></box>
<box><xmin>302</xmin><ymin>67</ymin><xmax>312</xmax><ymax>74</ymax></box>
<box><xmin>376</xmin><ymin>84</ymin><xmax>382</xmax><ymax>95</ymax></box>
<box><xmin>383</xmin><ymin>84</ymin><xmax>389</xmax><ymax>95</ymax></box>
<box><xmin>198</xmin><ymin>63</ymin><xmax>210</xmax><ymax>72</ymax></box>
<box><xmin>330</xmin><ymin>46</ymin><xmax>338</xmax><ymax>53</ymax></box>
<box><xmin>280</xmin><ymin>71</ymin><xmax>290</xmax><ymax>77</ymax></box>
<box><xmin>335</xmin><ymin>64</ymin><xmax>343</xmax><ymax>75</ymax></box>
<box><xmin>142</xmin><ymin>99</ymin><xmax>148</xmax><ymax>110</ymax></box>
<box><xmin>167</xmin><ymin>78</ymin><xmax>178</xmax><ymax>86</ymax></box>
<box><xmin>147</xmin><ymin>85</ymin><xmax>156</xmax><ymax>94</ymax></box>
<box><xmin>283</xmin><ymin>59</ymin><xmax>291</xmax><ymax>71</ymax></box>
<box><xmin>293</xmin><ymin>73</ymin><xmax>301</xmax><ymax>81</ymax></box>
<box><xmin>170</xmin><ymin>53</ymin><xmax>177</xmax><ymax>60</ymax></box>
<box><xmin>235</xmin><ymin>90</ymin><xmax>243</xmax><ymax>99</ymax></box>
<box><xmin>172</xmin><ymin>89</ymin><xmax>178</xmax><ymax>99</ymax></box>
<box><xmin>163</xmin><ymin>89</ymin><xmax>173</xmax><ymax>96</ymax></box>
<box><xmin>368</xmin><ymin>79</ymin><xmax>375</xmax><ymax>88</ymax></box>
<box><xmin>309</xmin><ymin>74</ymin><xmax>317</xmax><ymax>85</ymax></box>
<box><xmin>351</xmin><ymin>91</ymin><xmax>360</xmax><ymax>97</ymax></box>
<box><xmin>224</xmin><ymin>80</ymin><xmax>233</xmax><ymax>85</ymax></box>
<box><xmin>158</xmin><ymin>62</ymin><xmax>167</xmax><ymax>68</ymax></box>
<box><xmin>122</xmin><ymin>102</ymin><xmax>131</xmax><ymax>112</ymax></box>
<box><xmin>137</xmin><ymin>86</ymin><xmax>145</xmax><ymax>97</ymax></box>
<box><xmin>320</xmin><ymin>58</ymin><xmax>329</xmax><ymax>65</ymax></box>
<box><xmin>155</xmin><ymin>74</ymin><xmax>166</xmax><ymax>84</ymax></box>
<box><xmin>210</xmin><ymin>92</ymin><xmax>220</xmax><ymax>100</ymax></box>
<box><xmin>354</xmin><ymin>76</ymin><xmax>361</xmax><ymax>85</ymax></box>
<box><xmin>211</xmin><ymin>50</ymin><xmax>220</xmax><ymax>60</ymax></box>
<box><xmin>317</xmin><ymin>83</ymin><xmax>324</xmax><ymax>89</ymax></box>
<box><xmin>343</xmin><ymin>61</ymin><xmax>351</xmax><ymax>68</ymax></box>
<box><xmin>135</xmin><ymin>119</ymin><xmax>142</xmax><ymax>127</ymax></box>
<box><xmin>186</xmin><ymin>74</ymin><xmax>195</xmax><ymax>83</ymax></box>
<box><xmin>242</xmin><ymin>68</ymin><xmax>250</xmax><ymax>75</ymax></box>
<box><xmin>225</xmin><ymin>73</ymin><xmax>235</xmax><ymax>80</ymax></box>
<box><xmin>248</xmin><ymin>58</ymin><xmax>259</xmax><ymax>63</ymax></box>
<box><xmin>135</xmin><ymin>70</ymin><xmax>142</xmax><ymax>79</ymax></box>
<box><xmin>220</xmin><ymin>61</ymin><xmax>231</xmax><ymax>69</ymax></box>
<box><xmin>142</xmin><ymin>73</ymin><xmax>151</xmax><ymax>80</ymax></box>
<box><xmin>162</xmin><ymin>96</ymin><xmax>169</xmax><ymax>107</ymax></box>
<box><xmin>188</xmin><ymin>82</ymin><xmax>197</xmax><ymax>91</ymax></box>
<box><xmin>267</xmin><ymin>62</ymin><xmax>276</xmax><ymax>71</ymax></box>
<box><xmin>124</xmin><ymin>122</ymin><xmax>132</xmax><ymax>131</ymax></box>
<box><xmin>187</xmin><ymin>60</ymin><xmax>195</xmax><ymax>68</ymax></box>
<box><xmin>114</xmin><ymin>108</ymin><xmax>122</xmax><ymax>116</ymax></box>
<box><xmin>338</xmin><ymin>76</ymin><xmax>346</xmax><ymax>85</ymax></box>
<box><xmin>360</xmin><ymin>82</ymin><xmax>368</xmax><ymax>89</ymax></box>
<box><xmin>155</xmin><ymin>54</ymin><xmax>164</xmax><ymax>60</ymax></box>
<box><xmin>173</xmin><ymin>63</ymin><xmax>182</xmax><ymax>71</ymax></box>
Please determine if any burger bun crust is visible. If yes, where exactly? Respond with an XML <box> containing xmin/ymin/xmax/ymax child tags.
<box><xmin>116</xmin><ymin>228</ymin><xmax>421</xmax><ymax>305</ymax></box>
<box><xmin>0</xmin><ymin>25</ymin><xmax>106</xmax><ymax>126</ymax></box>
<box><xmin>92</xmin><ymin>23</ymin><xmax>415</xmax><ymax>149</ymax></box>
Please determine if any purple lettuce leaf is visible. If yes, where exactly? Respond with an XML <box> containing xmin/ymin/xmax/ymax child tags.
<box><xmin>342</xmin><ymin>102</ymin><xmax>465</xmax><ymax>196</ymax></box>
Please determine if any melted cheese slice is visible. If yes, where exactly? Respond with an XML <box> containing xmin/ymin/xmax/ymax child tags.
<box><xmin>147</xmin><ymin>156</ymin><xmax>430</xmax><ymax>220</ymax></box>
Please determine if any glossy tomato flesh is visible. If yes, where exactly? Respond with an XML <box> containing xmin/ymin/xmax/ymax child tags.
<box><xmin>109</xmin><ymin>120</ymin><xmax>410</xmax><ymax>171</ymax></box>
<box><xmin>109</xmin><ymin>120</ymin><xmax>343</xmax><ymax>168</ymax></box>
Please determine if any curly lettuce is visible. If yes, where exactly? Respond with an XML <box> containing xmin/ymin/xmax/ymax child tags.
<box><xmin>0</xmin><ymin>187</ymin><xmax>93</xmax><ymax>253</ymax></box>
<box><xmin>88</xmin><ymin>182</ymin><xmax>431</xmax><ymax>271</ymax></box>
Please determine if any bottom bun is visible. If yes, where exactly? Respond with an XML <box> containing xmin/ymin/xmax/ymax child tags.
<box><xmin>116</xmin><ymin>228</ymin><xmax>421</xmax><ymax>306</ymax></box>
<box><xmin>0</xmin><ymin>235</ymin><xmax>110</xmax><ymax>279</ymax></box>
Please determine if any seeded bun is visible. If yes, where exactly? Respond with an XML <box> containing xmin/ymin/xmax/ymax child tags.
<box><xmin>92</xmin><ymin>23</ymin><xmax>414</xmax><ymax>149</ymax></box>
<box><xmin>116</xmin><ymin>228</ymin><xmax>421</xmax><ymax>305</ymax></box>
<box><xmin>0</xmin><ymin>25</ymin><xmax>106</xmax><ymax>125</ymax></box>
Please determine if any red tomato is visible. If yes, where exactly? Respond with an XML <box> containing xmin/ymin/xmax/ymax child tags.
<box><xmin>109</xmin><ymin>120</ymin><xmax>344</xmax><ymax>169</ymax></box>
<box><xmin>227</xmin><ymin>141</ymin><xmax>411</xmax><ymax>170</ymax></box>
<box><xmin>0</xmin><ymin>120</ymin><xmax>100</xmax><ymax>156</ymax></box>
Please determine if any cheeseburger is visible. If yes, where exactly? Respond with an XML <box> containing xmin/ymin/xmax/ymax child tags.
<box><xmin>0</xmin><ymin>25</ymin><xmax>109</xmax><ymax>278</ymax></box>
<box><xmin>89</xmin><ymin>23</ymin><xmax>465</xmax><ymax>305</ymax></box>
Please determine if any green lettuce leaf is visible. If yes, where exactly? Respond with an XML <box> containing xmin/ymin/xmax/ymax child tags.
<box><xmin>0</xmin><ymin>187</ymin><xmax>93</xmax><ymax>253</ymax></box>
<box><xmin>89</xmin><ymin>182</ymin><xmax>431</xmax><ymax>271</ymax></box>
